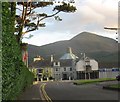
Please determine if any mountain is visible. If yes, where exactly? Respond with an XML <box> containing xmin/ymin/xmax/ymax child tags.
<box><xmin>28</xmin><ymin>32</ymin><xmax>119</xmax><ymax>68</ymax></box>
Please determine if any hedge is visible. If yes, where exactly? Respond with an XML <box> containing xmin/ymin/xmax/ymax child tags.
<box><xmin>2</xmin><ymin>2</ymin><xmax>34</xmax><ymax>100</ymax></box>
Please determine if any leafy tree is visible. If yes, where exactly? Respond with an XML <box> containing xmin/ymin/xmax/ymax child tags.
<box><xmin>32</xmin><ymin>68</ymin><xmax>37</xmax><ymax>78</ymax></box>
<box><xmin>15</xmin><ymin>0</ymin><xmax>77</xmax><ymax>44</ymax></box>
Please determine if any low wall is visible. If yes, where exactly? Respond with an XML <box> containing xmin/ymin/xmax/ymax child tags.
<box><xmin>99</xmin><ymin>68</ymin><xmax>119</xmax><ymax>78</ymax></box>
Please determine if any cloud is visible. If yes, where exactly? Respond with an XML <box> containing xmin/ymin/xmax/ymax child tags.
<box><xmin>44</xmin><ymin>0</ymin><xmax>118</xmax><ymax>32</ymax></box>
<box><xmin>22</xmin><ymin>31</ymin><xmax>74</xmax><ymax>46</ymax></box>
<box><xmin>22</xmin><ymin>0</ymin><xmax>118</xmax><ymax>46</ymax></box>
<box><xmin>78</xmin><ymin>0</ymin><xmax>118</xmax><ymax>27</ymax></box>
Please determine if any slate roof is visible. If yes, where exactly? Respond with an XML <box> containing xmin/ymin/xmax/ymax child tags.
<box><xmin>60</xmin><ymin>53</ymin><xmax>78</xmax><ymax>60</ymax></box>
<box><xmin>60</xmin><ymin>47</ymin><xmax>78</xmax><ymax>60</ymax></box>
<box><xmin>59</xmin><ymin>59</ymin><xmax>73</xmax><ymax>67</ymax></box>
<box><xmin>29</xmin><ymin>60</ymin><xmax>52</xmax><ymax>68</ymax></box>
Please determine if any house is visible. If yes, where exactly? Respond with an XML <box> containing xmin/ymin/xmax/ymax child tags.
<box><xmin>29</xmin><ymin>59</ymin><xmax>53</xmax><ymax>81</ymax></box>
<box><xmin>34</xmin><ymin>55</ymin><xmax>44</xmax><ymax>62</ymax></box>
<box><xmin>76</xmin><ymin>54</ymin><xmax>99</xmax><ymax>79</ymax></box>
<box><xmin>52</xmin><ymin>47</ymin><xmax>78</xmax><ymax>80</ymax></box>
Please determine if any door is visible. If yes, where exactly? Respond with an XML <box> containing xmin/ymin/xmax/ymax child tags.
<box><xmin>62</xmin><ymin>74</ymin><xmax>68</xmax><ymax>80</ymax></box>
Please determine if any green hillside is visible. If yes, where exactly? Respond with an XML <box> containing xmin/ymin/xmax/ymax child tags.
<box><xmin>28</xmin><ymin>32</ymin><xmax>118</xmax><ymax>68</ymax></box>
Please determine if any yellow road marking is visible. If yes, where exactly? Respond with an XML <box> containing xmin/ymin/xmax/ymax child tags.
<box><xmin>43</xmin><ymin>84</ymin><xmax>52</xmax><ymax>102</ymax></box>
<box><xmin>40</xmin><ymin>83</ymin><xmax>52</xmax><ymax>102</ymax></box>
<box><xmin>39</xmin><ymin>84</ymin><xmax>45</xmax><ymax>100</ymax></box>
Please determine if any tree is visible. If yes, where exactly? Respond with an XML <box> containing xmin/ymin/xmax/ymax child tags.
<box><xmin>15</xmin><ymin>0</ymin><xmax>77</xmax><ymax>44</ymax></box>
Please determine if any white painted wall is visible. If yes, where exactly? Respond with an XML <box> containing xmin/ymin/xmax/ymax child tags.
<box><xmin>76</xmin><ymin>59</ymin><xmax>98</xmax><ymax>71</ymax></box>
<box><xmin>53</xmin><ymin>66</ymin><xmax>76</xmax><ymax>80</ymax></box>
<box><xmin>90</xmin><ymin>60</ymin><xmax>98</xmax><ymax>70</ymax></box>
<box><xmin>99</xmin><ymin>68</ymin><xmax>119</xmax><ymax>78</ymax></box>
<box><xmin>76</xmin><ymin>60</ymin><xmax>85</xmax><ymax>71</ymax></box>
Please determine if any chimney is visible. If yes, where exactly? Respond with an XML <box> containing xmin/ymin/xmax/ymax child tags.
<box><xmin>67</xmin><ymin>47</ymin><xmax>72</xmax><ymax>54</ymax></box>
<box><xmin>51</xmin><ymin>55</ymin><xmax>54</xmax><ymax>62</ymax></box>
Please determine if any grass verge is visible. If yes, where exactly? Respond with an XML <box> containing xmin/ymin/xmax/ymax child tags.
<box><xmin>109</xmin><ymin>84</ymin><xmax>120</xmax><ymax>89</ymax></box>
<box><xmin>103</xmin><ymin>83</ymin><xmax>120</xmax><ymax>91</ymax></box>
<box><xmin>73</xmin><ymin>78</ymin><xmax>116</xmax><ymax>85</ymax></box>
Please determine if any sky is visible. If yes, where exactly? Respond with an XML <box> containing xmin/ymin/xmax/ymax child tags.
<box><xmin>21</xmin><ymin>0</ymin><xmax>119</xmax><ymax>46</ymax></box>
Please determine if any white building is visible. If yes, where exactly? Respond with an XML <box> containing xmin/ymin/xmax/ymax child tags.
<box><xmin>52</xmin><ymin>47</ymin><xmax>78</xmax><ymax>80</ymax></box>
<box><xmin>30</xmin><ymin>48</ymin><xmax>100</xmax><ymax>81</ymax></box>
<box><xmin>76</xmin><ymin>55</ymin><xmax>99</xmax><ymax>79</ymax></box>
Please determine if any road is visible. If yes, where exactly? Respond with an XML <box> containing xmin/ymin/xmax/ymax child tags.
<box><xmin>45</xmin><ymin>81</ymin><xmax>119</xmax><ymax>101</ymax></box>
<box><xmin>18</xmin><ymin>81</ymin><xmax>119</xmax><ymax>101</ymax></box>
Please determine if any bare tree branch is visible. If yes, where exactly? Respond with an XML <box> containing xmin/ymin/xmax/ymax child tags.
<box><xmin>22</xmin><ymin>27</ymin><xmax>36</xmax><ymax>35</ymax></box>
<box><xmin>39</xmin><ymin>11</ymin><xmax>61</xmax><ymax>22</ymax></box>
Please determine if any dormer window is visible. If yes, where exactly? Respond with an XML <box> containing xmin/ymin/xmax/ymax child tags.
<box><xmin>54</xmin><ymin>62</ymin><xmax>60</xmax><ymax>66</ymax></box>
<box><xmin>55</xmin><ymin>62</ymin><xmax>58</xmax><ymax>65</ymax></box>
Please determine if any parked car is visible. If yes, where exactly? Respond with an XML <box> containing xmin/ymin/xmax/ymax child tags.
<box><xmin>116</xmin><ymin>74</ymin><xmax>120</xmax><ymax>81</ymax></box>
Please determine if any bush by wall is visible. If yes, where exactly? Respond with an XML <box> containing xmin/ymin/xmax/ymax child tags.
<box><xmin>2</xmin><ymin>2</ymin><xmax>34</xmax><ymax>100</ymax></box>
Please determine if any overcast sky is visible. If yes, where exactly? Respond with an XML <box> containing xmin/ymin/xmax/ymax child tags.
<box><xmin>22</xmin><ymin>0</ymin><xmax>119</xmax><ymax>46</ymax></box>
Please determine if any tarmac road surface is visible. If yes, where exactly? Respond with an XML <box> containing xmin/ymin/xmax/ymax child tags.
<box><xmin>18</xmin><ymin>81</ymin><xmax>119</xmax><ymax>101</ymax></box>
<box><xmin>45</xmin><ymin>81</ymin><xmax>119</xmax><ymax>101</ymax></box>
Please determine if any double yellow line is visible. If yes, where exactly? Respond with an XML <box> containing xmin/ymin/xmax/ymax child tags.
<box><xmin>40</xmin><ymin>83</ymin><xmax>52</xmax><ymax>102</ymax></box>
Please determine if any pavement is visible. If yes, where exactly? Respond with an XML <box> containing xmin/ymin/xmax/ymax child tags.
<box><xmin>18</xmin><ymin>82</ymin><xmax>42</xmax><ymax>100</ymax></box>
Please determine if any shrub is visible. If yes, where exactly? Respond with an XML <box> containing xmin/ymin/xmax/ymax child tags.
<box><xmin>2</xmin><ymin>2</ymin><xmax>34</xmax><ymax>100</ymax></box>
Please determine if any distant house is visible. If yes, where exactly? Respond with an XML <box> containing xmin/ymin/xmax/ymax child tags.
<box><xmin>29</xmin><ymin>59</ymin><xmax>53</xmax><ymax>81</ymax></box>
<box><xmin>52</xmin><ymin>47</ymin><xmax>78</xmax><ymax>80</ymax></box>
<box><xmin>76</xmin><ymin>55</ymin><xmax>99</xmax><ymax>79</ymax></box>
<box><xmin>33</xmin><ymin>55</ymin><xmax>44</xmax><ymax>62</ymax></box>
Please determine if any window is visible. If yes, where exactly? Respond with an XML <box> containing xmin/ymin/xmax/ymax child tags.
<box><xmin>70</xmin><ymin>67</ymin><xmax>72</xmax><ymax>71</ymax></box>
<box><xmin>55</xmin><ymin>62</ymin><xmax>58</xmax><ymax>65</ymax></box>
<box><xmin>56</xmin><ymin>68</ymin><xmax>58</xmax><ymax>71</ymax></box>
<box><xmin>38</xmin><ymin>69</ymin><xmax>42</xmax><ymax>73</ymax></box>
<box><xmin>54</xmin><ymin>62</ymin><xmax>60</xmax><ymax>66</ymax></box>
<box><xmin>64</xmin><ymin>67</ymin><xmax>66</xmax><ymax>71</ymax></box>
